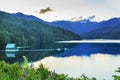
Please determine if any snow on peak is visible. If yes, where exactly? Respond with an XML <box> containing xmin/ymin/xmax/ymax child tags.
<box><xmin>69</xmin><ymin>16</ymin><xmax>109</xmax><ymax>22</ymax></box>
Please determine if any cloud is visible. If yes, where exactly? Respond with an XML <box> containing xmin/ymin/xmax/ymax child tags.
<box><xmin>87</xmin><ymin>15</ymin><xmax>95</xmax><ymax>20</ymax></box>
<box><xmin>70</xmin><ymin>16</ymin><xmax>83</xmax><ymax>21</ymax></box>
<box><xmin>39</xmin><ymin>7</ymin><xmax>54</xmax><ymax>14</ymax></box>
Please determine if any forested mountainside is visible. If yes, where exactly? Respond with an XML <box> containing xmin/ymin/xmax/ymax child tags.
<box><xmin>12</xmin><ymin>12</ymin><xmax>44</xmax><ymax>22</ymax></box>
<box><xmin>83</xmin><ymin>22</ymin><xmax>120</xmax><ymax>39</ymax></box>
<box><xmin>12</xmin><ymin>12</ymin><xmax>120</xmax><ymax>39</ymax></box>
<box><xmin>0</xmin><ymin>11</ymin><xmax>80</xmax><ymax>62</ymax></box>
<box><xmin>50</xmin><ymin>18</ymin><xmax>120</xmax><ymax>39</ymax></box>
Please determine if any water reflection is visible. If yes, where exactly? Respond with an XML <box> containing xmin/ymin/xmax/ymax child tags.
<box><xmin>33</xmin><ymin>53</ymin><xmax>120</xmax><ymax>80</ymax></box>
<box><xmin>55</xmin><ymin>43</ymin><xmax>120</xmax><ymax>57</ymax></box>
<box><xmin>1</xmin><ymin>43</ymin><xmax>120</xmax><ymax>80</ymax></box>
<box><xmin>0</xmin><ymin>50</ymin><xmax>63</xmax><ymax>63</ymax></box>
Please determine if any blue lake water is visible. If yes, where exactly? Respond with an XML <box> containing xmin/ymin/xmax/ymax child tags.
<box><xmin>1</xmin><ymin>43</ymin><xmax>120</xmax><ymax>80</ymax></box>
<box><xmin>55</xmin><ymin>43</ymin><xmax>120</xmax><ymax>57</ymax></box>
<box><xmin>35</xmin><ymin>43</ymin><xmax>120</xmax><ymax>80</ymax></box>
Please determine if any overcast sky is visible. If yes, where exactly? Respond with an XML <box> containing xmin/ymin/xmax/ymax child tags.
<box><xmin>0</xmin><ymin>0</ymin><xmax>120</xmax><ymax>22</ymax></box>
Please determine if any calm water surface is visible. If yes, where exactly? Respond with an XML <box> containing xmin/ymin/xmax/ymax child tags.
<box><xmin>33</xmin><ymin>43</ymin><xmax>120</xmax><ymax>80</ymax></box>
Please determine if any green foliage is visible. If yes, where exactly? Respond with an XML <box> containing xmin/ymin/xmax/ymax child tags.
<box><xmin>0</xmin><ymin>57</ymin><xmax>96</xmax><ymax>80</ymax></box>
<box><xmin>21</xmin><ymin>56</ymin><xmax>29</xmax><ymax>68</ymax></box>
<box><xmin>113</xmin><ymin>67</ymin><xmax>120</xmax><ymax>80</ymax></box>
<box><xmin>78</xmin><ymin>74</ymin><xmax>96</xmax><ymax>80</ymax></box>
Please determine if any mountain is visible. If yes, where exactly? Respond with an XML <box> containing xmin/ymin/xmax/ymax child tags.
<box><xmin>11</xmin><ymin>13</ymin><xmax>100</xmax><ymax>35</ymax></box>
<box><xmin>12</xmin><ymin>12</ymin><xmax>44</xmax><ymax>22</ymax></box>
<box><xmin>10</xmin><ymin>11</ymin><xmax>120</xmax><ymax>39</ymax></box>
<box><xmin>0</xmin><ymin>11</ymin><xmax>80</xmax><ymax>62</ymax></box>
<box><xmin>83</xmin><ymin>20</ymin><xmax>120</xmax><ymax>39</ymax></box>
<box><xmin>99</xmin><ymin>18</ymin><xmax>120</xmax><ymax>27</ymax></box>
<box><xmin>49</xmin><ymin>20</ymin><xmax>99</xmax><ymax>35</ymax></box>
<box><xmin>49</xmin><ymin>18</ymin><xmax>120</xmax><ymax>39</ymax></box>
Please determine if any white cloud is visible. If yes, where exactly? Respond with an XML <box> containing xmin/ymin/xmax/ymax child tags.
<box><xmin>0</xmin><ymin>0</ymin><xmax>119</xmax><ymax>21</ymax></box>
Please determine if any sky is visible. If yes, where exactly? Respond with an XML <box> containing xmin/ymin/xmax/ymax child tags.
<box><xmin>0</xmin><ymin>0</ymin><xmax>120</xmax><ymax>22</ymax></box>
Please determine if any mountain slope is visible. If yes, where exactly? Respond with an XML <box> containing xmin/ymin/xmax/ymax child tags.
<box><xmin>11</xmin><ymin>13</ymin><xmax>100</xmax><ymax>35</ymax></box>
<box><xmin>11</xmin><ymin>12</ymin><xmax>120</xmax><ymax>39</ymax></box>
<box><xmin>83</xmin><ymin>19</ymin><xmax>120</xmax><ymax>39</ymax></box>
<box><xmin>50</xmin><ymin>18</ymin><xmax>120</xmax><ymax>39</ymax></box>
<box><xmin>49</xmin><ymin>20</ymin><xmax>99</xmax><ymax>35</ymax></box>
<box><xmin>12</xmin><ymin>12</ymin><xmax>44</xmax><ymax>22</ymax></box>
<box><xmin>0</xmin><ymin>11</ymin><xmax>80</xmax><ymax>62</ymax></box>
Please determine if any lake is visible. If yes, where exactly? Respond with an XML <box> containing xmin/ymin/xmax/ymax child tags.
<box><xmin>33</xmin><ymin>43</ymin><xmax>120</xmax><ymax>80</ymax></box>
<box><xmin>1</xmin><ymin>42</ymin><xmax>120</xmax><ymax>80</ymax></box>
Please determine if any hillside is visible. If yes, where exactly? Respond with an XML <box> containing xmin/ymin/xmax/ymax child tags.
<box><xmin>11</xmin><ymin>13</ymin><xmax>99</xmax><ymax>35</ymax></box>
<box><xmin>11</xmin><ymin>12</ymin><xmax>120</xmax><ymax>39</ymax></box>
<box><xmin>83</xmin><ymin>20</ymin><xmax>120</xmax><ymax>39</ymax></box>
<box><xmin>0</xmin><ymin>11</ymin><xmax>80</xmax><ymax>62</ymax></box>
<box><xmin>49</xmin><ymin>20</ymin><xmax>99</xmax><ymax>35</ymax></box>
<box><xmin>12</xmin><ymin>12</ymin><xmax>44</xmax><ymax>22</ymax></box>
<box><xmin>12</xmin><ymin>12</ymin><xmax>120</xmax><ymax>39</ymax></box>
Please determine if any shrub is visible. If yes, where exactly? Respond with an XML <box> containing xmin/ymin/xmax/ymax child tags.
<box><xmin>0</xmin><ymin>56</ymin><xmax>96</xmax><ymax>80</ymax></box>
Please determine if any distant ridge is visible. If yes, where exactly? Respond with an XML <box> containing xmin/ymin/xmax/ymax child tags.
<box><xmin>12</xmin><ymin>12</ymin><xmax>44</xmax><ymax>22</ymax></box>
<box><xmin>7</xmin><ymin>11</ymin><xmax>120</xmax><ymax>39</ymax></box>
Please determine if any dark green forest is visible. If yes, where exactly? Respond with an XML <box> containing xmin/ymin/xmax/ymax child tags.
<box><xmin>0</xmin><ymin>11</ymin><xmax>80</xmax><ymax>62</ymax></box>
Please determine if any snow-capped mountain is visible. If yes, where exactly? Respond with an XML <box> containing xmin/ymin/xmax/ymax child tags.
<box><xmin>11</xmin><ymin>12</ymin><xmax>120</xmax><ymax>39</ymax></box>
